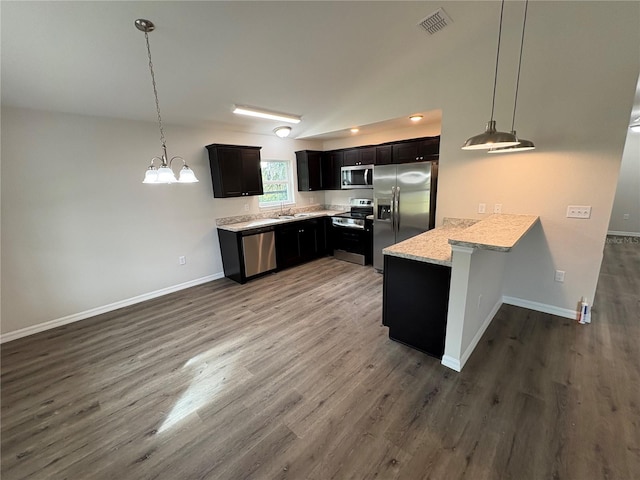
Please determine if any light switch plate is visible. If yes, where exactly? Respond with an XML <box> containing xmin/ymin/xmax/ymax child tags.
<box><xmin>478</xmin><ymin>203</ymin><xmax>486</xmax><ymax>214</ymax></box>
<box><xmin>554</xmin><ymin>270</ymin><xmax>565</xmax><ymax>282</ymax></box>
<box><xmin>494</xmin><ymin>203</ymin><xmax>502</xmax><ymax>214</ymax></box>
<box><xmin>567</xmin><ymin>205</ymin><xmax>591</xmax><ymax>219</ymax></box>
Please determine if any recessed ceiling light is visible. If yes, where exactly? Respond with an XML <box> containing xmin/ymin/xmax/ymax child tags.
<box><xmin>409</xmin><ymin>115</ymin><xmax>424</xmax><ymax>122</ymax></box>
<box><xmin>232</xmin><ymin>105</ymin><xmax>301</xmax><ymax>124</ymax></box>
<box><xmin>350</xmin><ymin>128</ymin><xmax>360</xmax><ymax>134</ymax></box>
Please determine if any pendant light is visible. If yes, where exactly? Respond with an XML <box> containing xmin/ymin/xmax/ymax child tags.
<box><xmin>462</xmin><ymin>0</ymin><xmax>519</xmax><ymax>150</ymax></box>
<box><xmin>630</xmin><ymin>117</ymin><xmax>640</xmax><ymax>133</ymax></box>
<box><xmin>489</xmin><ymin>0</ymin><xmax>536</xmax><ymax>153</ymax></box>
<box><xmin>136</xmin><ymin>19</ymin><xmax>198</xmax><ymax>184</ymax></box>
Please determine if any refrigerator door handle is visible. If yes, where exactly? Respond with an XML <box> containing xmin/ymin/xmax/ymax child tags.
<box><xmin>391</xmin><ymin>186</ymin><xmax>396</xmax><ymax>233</ymax></box>
<box><xmin>396</xmin><ymin>186</ymin><xmax>401</xmax><ymax>231</ymax></box>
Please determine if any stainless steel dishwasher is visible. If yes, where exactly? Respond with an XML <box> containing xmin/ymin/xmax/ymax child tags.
<box><xmin>241</xmin><ymin>229</ymin><xmax>277</xmax><ymax>278</ymax></box>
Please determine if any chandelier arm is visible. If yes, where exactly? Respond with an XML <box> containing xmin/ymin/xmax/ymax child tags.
<box><xmin>169</xmin><ymin>156</ymin><xmax>186</xmax><ymax>168</ymax></box>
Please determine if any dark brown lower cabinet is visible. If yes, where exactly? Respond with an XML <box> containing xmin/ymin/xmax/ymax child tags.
<box><xmin>382</xmin><ymin>255</ymin><xmax>451</xmax><ymax>359</ymax></box>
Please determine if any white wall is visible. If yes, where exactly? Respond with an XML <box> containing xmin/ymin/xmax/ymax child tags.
<box><xmin>0</xmin><ymin>107</ymin><xmax>321</xmax><ymax>337</ymax></box>
<box><xmin>608</xmin><ymin>130</ymin><xmax>640</xmax><ymax>235</ymax></box>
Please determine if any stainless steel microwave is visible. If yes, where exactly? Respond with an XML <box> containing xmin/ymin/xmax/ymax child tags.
<box><xmin>341</xmin><ymin>164</ymin><xmax>374</xmax><ymax>189</ymax></box>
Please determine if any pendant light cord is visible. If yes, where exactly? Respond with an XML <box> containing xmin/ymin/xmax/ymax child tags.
<box><xmin>490</xmin><ymin>0</ymin><xmax>506</xmax><ymax>123</ymax></box>
<box><xmin>511</xmin><ymin>0</ymin><xmax>529</xmax><ymax>131</ymax></box>
<box><xmin>144</xmin><ymin>31</ymin><xmax>166</xmax><ymax>153</ymax></box>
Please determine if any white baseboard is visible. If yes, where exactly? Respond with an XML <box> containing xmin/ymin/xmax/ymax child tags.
<box><xmin>441</xmin><ymin>355</ymin><xmax>461</xmax><ymax>372</ymax></box>
<box><xmin>442</xmin><ymin>295</ymin><xmax>577</xmax><ymax>372</ymax></box>
<box><xmin>441</xmin><ymin>297</ymin><xmax>502</xmax><ymax>373</ymax></box>
<box><xmin>0</xmin><ymin>272</ymin><xmax>225</xmax><ymax>344</ymax></box>
<box><xmin>607</xmin><ymin>230</ymin><xmax>640</xmax><ymax>237</ymax></box>
<box><xmin>502</xmin><ymin>295</ymin><xmax>577</xmax><ymax>319</ymax></box>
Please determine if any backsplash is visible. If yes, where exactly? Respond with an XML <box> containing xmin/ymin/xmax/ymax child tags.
<box><xmin>216</xmin><ymin>204</ymin><xmax>349</xmax><ymax>226</ymax></box>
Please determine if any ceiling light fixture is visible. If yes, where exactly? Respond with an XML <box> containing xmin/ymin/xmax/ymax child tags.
<box><xmin>489</xmin><ymin>0</ymin><xmax>535</xmax><ymax>154</ymax></box>
<box><xmin>350</xmin><ymin>128</ymin><xmax>360</xmax><ymax>134</ymax></box>
<box><xmin>273</xmin><ymin>126</ymin><xmax>292</xmax><ymax>138</ymax></box>
<box><xmin>136</xmin><ymin>19</ymin><xmax>198</xmax><ymax>184</ymax></box>
<box><xmin>409</xmin><ymin>115</ymin><xmax>424</xmax><ymax>122</ymax></box>
<box><xmin>630</xmin><ymin>117</ymin><xmax>640</xmax><ymax>133</ymax></box>
<box><xmin>233</xmin><ymin>105</ymin><xmax>301</xmax><ymax>124</ymax></box>
<box><xmin>462</xmin><ymin>0</ymin><xmax>519</xmax><ymax>150</ymax></box>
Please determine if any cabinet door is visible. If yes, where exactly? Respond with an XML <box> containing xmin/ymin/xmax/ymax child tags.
<box><xmin>322</xmin><ymin>151</ymin><xmax>343</xmax><ymax>190</ymax></box>
<box><xmin>241</xmin><ymin>148</ymin><xmax>264</xmax><ymax>196</ymax></box>
<box><xmin>392</xmin><ymin>140</ymin><xmax>422</xmax><ymax>164</ymax></box>
<box><xmin>296</xmin><ymin>151</ymin><xmax>323</xmax><ymax>191</ymax></box>
<box><xmin>215</xmin><ymin>148</ymin><xmax>243</xmax><ymax>197</ymax></box>
<box><xmin>343</xmin><ymin>149</ymin><xmax>361</xmax><ymax>167</ymax></box>
<box><xmin>360</xmin><ymin>147</ymin><xmax>376</xmax><ymax>165</ymax></box>
<box><xmin>375</xmin><ymin>145</ymin><xmax>393</xmax><ymax>165</ymax></box>
<box><xmin>419</xmin><ymin>136</ymin><xmax>440</xmax><ymax>159</ymax></box>
<box><xmin>298</xmin><ymin>220</ymin><xmax>319</xmax><ymax>261</ymax></box>
<box><xmin>275</xmin><ymin>224</ymin><xmax>302</xmax><ymax>269</ymax></box>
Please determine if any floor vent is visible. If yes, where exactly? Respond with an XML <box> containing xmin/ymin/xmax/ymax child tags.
<box><xmin>418</xmin><ymin>8</ymin><xmax>452</xmax><ymax>35</ymax></box>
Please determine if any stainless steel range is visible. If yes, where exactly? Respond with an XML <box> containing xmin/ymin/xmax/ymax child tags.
<box><xmin>331</xmin><ymin>198</ymin><xmax>373</xmax><ymax>265</ymax></box>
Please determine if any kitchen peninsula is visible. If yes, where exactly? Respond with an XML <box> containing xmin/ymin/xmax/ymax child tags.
<box><xmin>383</xmin><ymin>214</ymin><xmax>539</xmax><ymax>372</ymax></box>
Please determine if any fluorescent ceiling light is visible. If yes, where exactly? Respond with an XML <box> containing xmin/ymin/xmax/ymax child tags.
<box><xmin>233</xmin><ymin>105</ymin><xmax>301</xmax><ymax>124</ymax></box>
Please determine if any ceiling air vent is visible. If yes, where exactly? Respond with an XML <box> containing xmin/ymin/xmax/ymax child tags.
<box><xmin>418</xmin><ymin>8</ymin><xmax>452</xmax><ymax>35</ymax></box>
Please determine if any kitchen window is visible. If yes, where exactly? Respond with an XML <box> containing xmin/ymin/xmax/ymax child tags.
<box><xmin>259</xmin><ymin>160</ymin><xmax>295</xmax><ymax>207</ymax></box>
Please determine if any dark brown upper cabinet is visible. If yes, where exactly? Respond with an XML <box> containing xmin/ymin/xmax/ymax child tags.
<box><xmin>322</xmin><ymin>150</ymin><xmax>343</xmax><ymax>190</ymax></box>
<box><xmin>206</xmin><ymin>144</ymin><xmax>264</xmax><ymax>198</ymax></box>
<box><xmin>296</xmin><ymin>150</ymin><xmax>323</xmax><ymax>191</ymax></box>
<box><xmin>343</xmin><ymin>146</ymin><xmax>376</xmax><ymax>166</ymax></box>
<box><xmin>391</xmin><ymin>136</ymin><xmax>440</xmax><ymax>164</ymax></box>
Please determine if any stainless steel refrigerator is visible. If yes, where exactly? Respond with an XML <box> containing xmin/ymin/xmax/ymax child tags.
<box><xmin>373</xmin><ymin>161</ymin><xmax>438</xmax><ymax>271</ymax></box>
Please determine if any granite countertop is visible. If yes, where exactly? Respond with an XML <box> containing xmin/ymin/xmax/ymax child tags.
<box><xmin>383</xmin><ymin>214</ymin><xmax>539</xmax><ymax>266</ymax></box>
<box><xmin>217</xmin><ymin>209</ymin><xmax>345</xmax><ymax>232</ymax></box>
<box><xmin>447</xmin><ymin>214</ymin><xmax>539</xmax><ymax>252</ymax></box>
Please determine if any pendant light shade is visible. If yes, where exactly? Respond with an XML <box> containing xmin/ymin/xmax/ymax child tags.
<box><xmin>488</xmin><ymin>0</ymin><xmax>535</xmax><ymax>154</ymax></box>
<box><xmin>462</xmin><ymin>121</ymin><xmax>519</xmax><ymax>150</ymax></box>
<box><xmin>177</xmin><ymin>165</ymin><xmax>199</xmax><ymax>183</ymax></box>
<box><xmin>136</xmin><ymin>19</ymin><xmax>198</xmax><ymax>185</ymax></box>
<box><xmin>488</xmin><ymin>131</ymin><xmax>535</xmax><ymax>153</ymax></box>
<box><xmin>630</xmin><ymin>118</ymin><xmax>640</xmax><ymax>132</ymax></box>
<box><xmin>462</xmin><ymin>0</ymin><xmax>519</xmax><ymax>151</ymax></box>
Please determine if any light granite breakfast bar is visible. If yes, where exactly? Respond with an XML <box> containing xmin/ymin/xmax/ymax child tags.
<box><xmin>382</xmin><ymin>214</ymin><xmax>539</xmax><ymax>372</ymax></box>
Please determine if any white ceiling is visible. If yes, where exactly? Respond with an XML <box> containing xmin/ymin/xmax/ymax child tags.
<box><xmin>1</xmin><ymin>1</ymin><xmax>500</xmax><ymax>139</ymax></box>
<box><xmin>3</xmin><ymin>1</ymin><xmax>638</xmax><ymax>140</ymax></box>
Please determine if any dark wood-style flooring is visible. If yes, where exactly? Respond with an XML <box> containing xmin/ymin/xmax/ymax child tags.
<box><xmin>2</xmin><ymin>238</ymin><xmax>639</xmax><ymax>479</ymax></box>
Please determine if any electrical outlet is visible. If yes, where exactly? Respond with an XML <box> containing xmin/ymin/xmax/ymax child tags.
<box><xmin>623</xmin><ymin>213</ymin><xmax>630</xmax><ymax>220</ymax></box>
<box><xmin>554</xmin><ymin>270</ymin><xmax>565</xmax><ymax>282</ymax></box>
<box><xmin>178</xmin><ymin>256</ymin><xmax>186</xmax><ymax>265</ymax></box>
<box><xmin>494</xmin><ymin>203</ymin><xmax>502</xmax><ymax>214</ymax></box>
<box><xmin>478</xmin><ymin>203</ymin><xmax>486</xmax><ymax>214</ymax></box>
<box><xmin>566</xmin><ymin>205</ymin><xmax>591</xmax><ymax>219</ymax></box>
<box><xmin>244</xmin><ymin>203</ymin><xmax>249</xmax><ymax>212</ymax></box>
